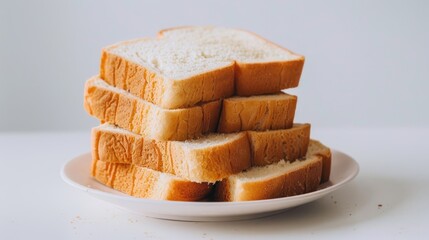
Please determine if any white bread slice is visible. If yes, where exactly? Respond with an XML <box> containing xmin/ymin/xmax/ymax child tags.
<box><xmin>92</xmin><ymin>123</ymin><xmax>310</xmax><ymax>183</ymax></box>
<box><xmin>92</xmin><ymin>124</ymin><xmax>251</xmax><ymax>183</ymax></box>
<box><xmin>217</xmin><ymin>93</ymin><xmax>297</xmax><ymax>133</ymax></box>
<box><xmin>101</xmin><ymin>26</ymin><xmax>304</xmax><ymax>108</ymax></box>
<box><xmin>83</xmin><ymin>76</ymin><xmax>221</xmax><ymax>141</ymax></box>
<box><xmin>214</xmin><ymin>140</ymin><xmax>331</xmax><ymax>201</ymax></box>
<box><xmin>91</xmin><ymin>158</ymin><xmax>212</xmax><ymax>201</ymax></box>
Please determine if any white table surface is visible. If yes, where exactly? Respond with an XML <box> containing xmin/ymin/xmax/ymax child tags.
<box><xmin>1</xmin><ymin>127</ymin><xmax>428</xmax><ymax>239</ymax></box>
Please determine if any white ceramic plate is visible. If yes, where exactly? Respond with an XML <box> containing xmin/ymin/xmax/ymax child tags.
<box><xmin>61</xmin><ymin>150</ymin><xmax>359</xmax><ymax>221</ymax></box>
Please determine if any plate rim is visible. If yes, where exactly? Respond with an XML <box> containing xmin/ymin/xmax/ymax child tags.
<box><xmin>60</xmin><ymin>149</ymin><xmax>359</xmax><ymax>207</ymax></box>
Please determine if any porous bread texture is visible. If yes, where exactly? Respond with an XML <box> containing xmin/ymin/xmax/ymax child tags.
<box><xmin>214</xmin><ymin>140</ymin><xmax>331</xmax><ymax>201</ymax></box>
<box><xmin>84</xmin><ymin>76</ymin><xmax>221</xmax><ymax>141</ymax></box>
<box><xmin>218</xmin><ymin>93</ymin><xmax>297</xmax><ymax>133</ymax></box>
<box><xmin>120</xmin><ymin>27</ymin><xmax>297</xmax><ymax>79</ymax></box>
<box><xmin>92</xmin><ymin>124</ymin><xmax>252</xmax><ymax>183</ymax></box>
<box><xmin>91</xmin><ymin>158</ymin><xmax>213</xmax><ymax>201</ymax></box>
<box><xmin>101</xmin><ymin>26</ymin><xmax>304</xmax><ymax>108</ymax></box>
<box><xmin>92</xmin><ymin>123</ymin><xmax>310</xmax><ymax>183</ymax></box>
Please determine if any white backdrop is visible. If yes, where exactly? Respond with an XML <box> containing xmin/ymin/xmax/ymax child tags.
<box><xmin>0</xmin><ymin>0</ymin><xmax>428</xmax><ymax>132</ymax></box>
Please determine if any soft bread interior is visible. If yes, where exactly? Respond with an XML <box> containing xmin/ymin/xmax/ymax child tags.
<box><xmin>179</xmin><ymin>133</ymin><xmax>244</xmax><ymax>149</ymax></box>
<box><xmin>306</xmin><ymin>139</ymin><xmax>329</xmax><ymax>154</ymax></box>
<box><xmin>225</xmin><ymin>93</ymin><xmax>295</xmax><ymax>102</ymax></box>
<box><xmin>98</xmin><ymin>123</ymin><xmax>243</xmax><ymax>150</ymax></box>
<box><xmin>232</xmin><ymin>157</ymin><xmax>319</xmax><ymax>182</ymax></box>
<box><xmin>109</xmin><ymin>27</ymin><xmax>301</xmax><ymax>79</ymax></box>
<box><xmin>98</xmin><ymin>122</ymin><xmax>140</xmax><ymax>136</ymax></box>
<box><xmin>231</xmin><ymin>140</ymin><xmax>326</xmax><ymax>181</ymax></box>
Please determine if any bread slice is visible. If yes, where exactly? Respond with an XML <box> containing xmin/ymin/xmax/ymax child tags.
<box><xmin>85</xmin><ymin>76</ymin><xmax>300</xmax><ymax>139</ymax></box>
<box><xmin>101</xmin><ymin>26</ymin><xmax>304</xmax><ymax>108</ymax></box>
<box><xmin>217</xmin><ymin>93</ymin><xmax>297</xmax><ymax>133</ymax></box>
<box><xmin>92</xmin><ymin>123</ymin><xmax>251</xmax><ymax>183</ymax></box>
<box><xmin>84</xmin><ymin>76</ymin><xmax>221</xmax><ymax>141</ymax></box>
<box><xmin>92</xmin><ymin>123</ymin><xmax>310</xmax><ymax>183</ymax></box>
<box><xmin>91</xmin><ymin>158</ymin><xmax>212</xmax><ymax>201</ymax></box>
<box><xmin>214</xmin><ymin>140</ymin><xmax>331</xmax><ymax>201</ymax></box>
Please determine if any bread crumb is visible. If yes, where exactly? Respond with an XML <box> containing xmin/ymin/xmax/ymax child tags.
<box><xmin>70</xmin><ymin>216</ymin><xmax>83</xmax><ymax>225</ymax></box>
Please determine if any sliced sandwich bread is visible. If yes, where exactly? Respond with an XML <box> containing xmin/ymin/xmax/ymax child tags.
<box><xmin>85</xmin><ymin>76</ymin><xmax>300</xmax><ymax>139</ymax></box>
<box><xmin>92</xmin><ymin>123</ymin><xmax>251</xmax><ymax>183</ymax></box>
<box><xmin>92</xmin><ymin>123</ymin><xmax>310</xmax><ymax>182</ymax></box>
<box><xmin>101</xmin><ymin>26</ymin><xmax>304</xmax><ymax>108</ymax></box>
<box><xmin>84</xmin><ymin>76</ymin><xmax>221</xmax><ymax>141</ymax></box>
<box><xmin>214</xmin><ymin>140</ymin><xmax>331</xmax><ymax>201</ymax></box>
<box><xmin>92</xmin><ymin>158</ymin><xmax>213</xmax><ymax>201</ymax></box>
<box><xmin>217</xmin><ymin>93</ymin><xmax>297</xmax><ymax>133</ymax></box>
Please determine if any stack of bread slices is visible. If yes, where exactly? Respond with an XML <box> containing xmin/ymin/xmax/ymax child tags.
<box><xmin>83</xmin><ymin>26</ymin><xmax>332</xmax><ymax>201</ymax></box>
